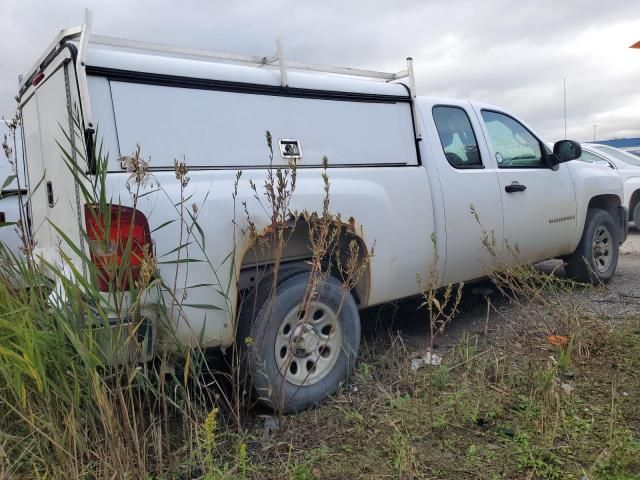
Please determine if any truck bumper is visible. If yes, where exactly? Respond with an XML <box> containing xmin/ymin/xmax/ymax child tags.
<box><xmin>618</xmin><ymin>206</ymin><xmax>629</xmax><ymax>244</ymax></box>
<box><xmin>91</xmin><ymin>314</ymin><xmax>156</xmax><ymax>364</ymax></box>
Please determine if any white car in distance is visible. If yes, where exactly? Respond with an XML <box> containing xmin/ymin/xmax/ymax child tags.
<box><xmin>581</xmin><ymin>143</ymin><xmax>640</xmax><ymax>229</ymax></box>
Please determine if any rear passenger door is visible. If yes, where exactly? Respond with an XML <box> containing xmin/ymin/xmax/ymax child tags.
<box><xmin>421</xmin><ymin>99</ymin><xmax>504</xmax><ymax>284</ymax></box>
<box><xmin>474</xmin><ymin>106</ymin><xmax>577</xmax><ymax>263</ymax></box>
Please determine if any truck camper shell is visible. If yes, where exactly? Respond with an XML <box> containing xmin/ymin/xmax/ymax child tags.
<box><xmin>18</xmin><ymin>11</ymin><xmax>422</xmax><ymax>173</ymax></box>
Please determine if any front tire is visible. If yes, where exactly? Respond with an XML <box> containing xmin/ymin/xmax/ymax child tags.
<box><xmin>565</xmin><ymin>208</ymin><xmax>619</xmax><ymax>284</ymax></box>
<box><xmin>238</xmin><ymin>271</ymin><xmax>360</xmax><ymax>413</ymax></box>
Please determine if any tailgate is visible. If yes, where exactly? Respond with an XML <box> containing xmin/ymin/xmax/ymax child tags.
<box><xmin>20</xmin><ymin>47</ymin><xmax>88</xmax><ymax>274</ymax></box>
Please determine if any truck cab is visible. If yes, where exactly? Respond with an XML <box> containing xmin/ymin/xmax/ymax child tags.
<box><xmin>417</xmin><ymin>98</ymin><xmax>626</xmax><ymax>285</ymax></box>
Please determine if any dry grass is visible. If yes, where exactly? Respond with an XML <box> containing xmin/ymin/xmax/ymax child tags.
<box><xmin>0</xmin><ymin>118</ymin><xmax>371</xmax><ymax>478</ymax></box>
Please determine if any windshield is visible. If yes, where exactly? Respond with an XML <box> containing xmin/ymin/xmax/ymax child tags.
<box><xmin>591</xmin><ymin>144</ymin><xmax>640</xmax><ymax>167</ymax></box>
<box><xmin>580</xmin><ymin>149</ymin><xmax>614</xmax><ymax>168</ymax></box>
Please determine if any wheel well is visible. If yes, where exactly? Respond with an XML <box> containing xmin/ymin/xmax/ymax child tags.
<box><xmin>585</xmin><ymin>194</ymin><xmax>627</xmax><ymax>244</ymax></box>
<box><xmin>629</xmin><ymin>190</ymin><xmax>640</xmax><ymax>220</ymax></box>
<box><xmin>238</xmin><ymin>216</ymin><xmax>371</xmax><ymax>306</ymax></box>
<box><xmin>587</xmin><ymin>194</ymin><xmax>620</xmax><ymax>214</ymax></box>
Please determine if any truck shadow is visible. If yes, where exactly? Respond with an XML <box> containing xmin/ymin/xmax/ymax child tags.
<box><xmin>359</xmin><ymin>260</ymin><xmax>569</xmax><ymax>353</ymax></box>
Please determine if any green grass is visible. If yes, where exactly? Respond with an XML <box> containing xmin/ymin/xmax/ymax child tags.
<box><xmin>241</xmin><ymin>317</ymin><xmax>640</xmax><ymax>480</ymax></box>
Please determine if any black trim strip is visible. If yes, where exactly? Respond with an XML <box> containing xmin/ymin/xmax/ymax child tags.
<box><xmin>106</xmin><ymin>162</ymin><xmax>420</xmax><ymax>174</ymax></box>
<box><xmin>65</xmin><ymin>43</ymin><xmax>99</xmax><ymax>175</ymax></box>
<box><xmin>86</xmin><ymin>66</ymin><xmax>411</xmax><ymax>104</ymax></box>
<box><xmin>0</xmin><ymin>189</ymin><xmax>28</xmax><ymax>196</ymax></box>
<box><xmin>397</xmin><ymin>83</ymin><xmax>422</xmax><ymax>166</ymax></box>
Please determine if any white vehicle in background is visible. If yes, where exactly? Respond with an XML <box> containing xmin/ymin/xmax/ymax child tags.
<box><xmin>16</xmin><ymin>13</ymin><xmax>628</xmax><ymax>412</ymax></box>
<box><xmin>580</xmin><ymin>143</ymin><xmax>640</xmax><ymax>228</ymax></box>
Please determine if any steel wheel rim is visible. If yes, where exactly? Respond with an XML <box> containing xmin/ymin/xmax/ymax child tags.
<box><xmin>592</xmin><ymin>225</ymin><xmax>612</xmax><ymax>273</ymax></box>
<box><xmin>274</xmin><ymin>300</ymin><xmax>342</xmax><ymax>386</ymax></box>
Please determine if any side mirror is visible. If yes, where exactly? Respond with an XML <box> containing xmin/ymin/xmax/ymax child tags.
<box><xmin>553</xmin><ymin>140</ymin><xmax>582</xmax><ymax>163</ymax></box>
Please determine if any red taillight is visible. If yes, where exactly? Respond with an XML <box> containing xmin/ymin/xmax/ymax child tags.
<box><xmin>31</xmin><ymin>72</ymin><xmax>45</xmax><ymax>86</ymax></box>
<box><xmin>84</xmin><ymin>204</ymin><xmax>152</xmax><ymax>292</ymax></box>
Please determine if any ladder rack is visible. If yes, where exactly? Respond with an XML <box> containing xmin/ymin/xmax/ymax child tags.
<box><xmin>20</xmin><ymin>9</ymin><xmax>420</xmax><ymax>137</ymax></box>
<box><xmin>89</xmin><ymin>33</ymin><xmax>415</xmax><ymax>91</ymax></box>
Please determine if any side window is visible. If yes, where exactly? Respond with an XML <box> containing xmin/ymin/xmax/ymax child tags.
<box><xmin>432</xmin><ymin>106</ymin><xmax>483</xmax><ymax>169</ymax></box>
<box><xmin>481</xmin><ymin>110</ymin><xmax>545</xmax><ymax>168</ymax></box>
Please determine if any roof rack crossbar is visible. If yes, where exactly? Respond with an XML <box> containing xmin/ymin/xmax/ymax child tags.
<box><xmin>88</xmin><ymin>34</ymin><xmax>410</xmax><ymax>84</ymax></box>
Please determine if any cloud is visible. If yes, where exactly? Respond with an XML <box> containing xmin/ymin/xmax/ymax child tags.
<box><xmin>1</xmin><ymin>0</ymin><xmax>639</xmax><ymax>142</ymax></box>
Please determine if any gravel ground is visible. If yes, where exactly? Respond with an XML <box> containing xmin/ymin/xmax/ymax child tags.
<box><xmin>583</xmin><ymin>228</ymin><xmax>640</xmax><ymax>317</ymax></box>
<box><xmin>621</xmin><ymin>228</ymin><xmax>640</xmax><ymax>255</ymax></box>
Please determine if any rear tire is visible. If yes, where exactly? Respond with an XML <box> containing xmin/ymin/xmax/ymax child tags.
<box><xmin>565</xmin><ymin>208</ymin><xmax>619</xmax><ymax>284</ymax></box>
<box><xmin>238</xmin><ymin>271</ymin><xmax>360</xmax><ymax>413</ymax></box>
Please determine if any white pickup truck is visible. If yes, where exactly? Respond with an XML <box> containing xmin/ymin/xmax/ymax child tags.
<box><xmin>17</xmin><ymin>17</ymin><xmax>627</xmax><ymax>412</ymax></box>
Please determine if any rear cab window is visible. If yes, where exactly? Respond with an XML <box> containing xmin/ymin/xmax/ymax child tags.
<box><xmin>432</xmin><ymin>106</ymin><xmax>483</xmax><ymax>169</ymax></box>
<box><xmin>481</xmin><ymin>110</ymin><xmax>545</xmax><ymax>168</ymax></box>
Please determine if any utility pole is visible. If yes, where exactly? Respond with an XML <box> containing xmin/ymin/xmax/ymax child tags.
<box><xmin>563</xmin><ymin>78</ymin><xmax>567</xmax><ymax>139</ymax></box>
<box><xmin>593</xmin><ymin>125</ymin><xmax>597</xmax><ymax>142</ymax></box>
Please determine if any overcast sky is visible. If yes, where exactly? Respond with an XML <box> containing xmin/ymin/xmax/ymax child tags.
<box><xmin>1</xmin><ymin>0</ymin><xmax>639</xmax><ymax>142</ymax></box>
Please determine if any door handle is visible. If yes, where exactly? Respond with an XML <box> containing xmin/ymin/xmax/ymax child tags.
<box><xmin>505</xmin><ymin>183</ymin><xmax>526</xmax><ymax>193</ymax></box>
<box><xmin>46</xmin><ymin>181</ymin><xmax>54</xmax><ymax>207</ymax></box>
